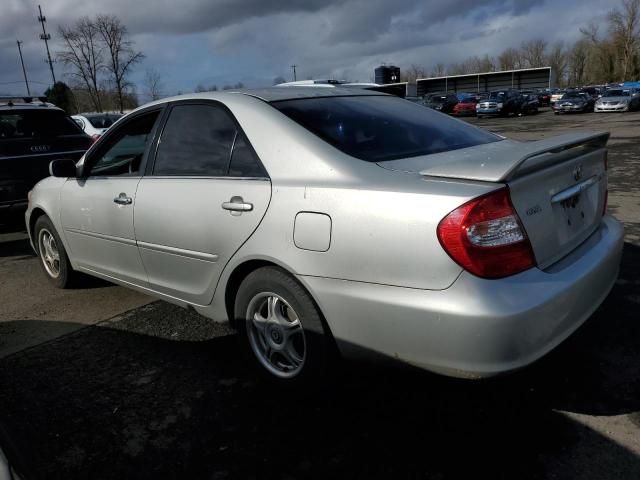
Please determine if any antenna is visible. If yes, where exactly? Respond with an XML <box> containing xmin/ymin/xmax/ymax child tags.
<box><xmin>38</xmin><ymin>4</ymin><xmax>56</xmax><ymax>85</ymax></box>
<box><xmin>16</xmin><ymin>40</ymin><xmax>31</xmax><ymax>96</ymax></box>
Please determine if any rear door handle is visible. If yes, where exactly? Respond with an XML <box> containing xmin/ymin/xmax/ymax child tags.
<box><xmin>114</xmin><ymin>193</ymin><xmax>133</xmax><ymax>205</ymax></box>
<box><xmin>222</xmin><ymin>196</ymin><xmax>253</xmax><ymax>215</ymax></box>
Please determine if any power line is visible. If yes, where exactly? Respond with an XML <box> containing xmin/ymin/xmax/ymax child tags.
<box><xmin>37</xmin><ymin>4</ymin><xmax>56</xmax><ymax>85</ymax></box>
<box><xmin>16</xmin><ymin>40</ymin><xmax>31</xmax><ymax>96</ymax></box>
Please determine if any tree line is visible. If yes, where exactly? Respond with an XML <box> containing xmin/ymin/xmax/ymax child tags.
<box><xmin>400</xmin><ymin>0</ymin><xmax>640</xmax><ymax>87</ymax></box>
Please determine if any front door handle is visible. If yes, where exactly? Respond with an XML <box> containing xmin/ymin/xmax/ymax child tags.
<box><xmin>222</xmin><ymin>196</ymin><xmax>253</xmax><ymax>215</ymax></box>
<box><xmin>114</xmin><ymin>192</ymin><xmax>132</xmax><ymax>205</ymax></box>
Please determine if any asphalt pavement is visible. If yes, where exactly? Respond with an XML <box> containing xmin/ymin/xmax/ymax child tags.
<box><xmin>0</xmin><ymin>108</ymin><xmax>639</xmax><ymax>479</ymax></box>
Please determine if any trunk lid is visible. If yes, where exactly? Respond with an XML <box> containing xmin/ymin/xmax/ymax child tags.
<box><xmin>378</xmin><ymin>131</ymin><xmax>609</xmax><ymax>269</ymax></box>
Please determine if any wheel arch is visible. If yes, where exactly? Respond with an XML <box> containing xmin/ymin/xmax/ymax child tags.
<box><xmin>28</xmin><ymin>207</ymin><xmax>49</xmax><ymax>253</ymax></box>
<box><xmin>222</xmin><ymin>259</ymin><xmax>338</xmax><ymax>353</ymax></box>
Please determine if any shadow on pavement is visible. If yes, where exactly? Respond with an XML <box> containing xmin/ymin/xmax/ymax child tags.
<box><xmin>0</xmin><ymin>243</ymin><xmax>638</xmax><ymax>479</ymax></box>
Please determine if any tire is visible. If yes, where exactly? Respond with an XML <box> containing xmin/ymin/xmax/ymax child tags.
<box><xmin>234</xmin><ymin>266</ymin><xmax>335</xmax><ymax>384</ymax></box>
<box><xmin>34</xmin><ymin>215</ymin><xmax>77</xmax><ymax>288</ymax></box>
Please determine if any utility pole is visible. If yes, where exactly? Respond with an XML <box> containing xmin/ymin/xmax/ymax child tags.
<box><xmin>16</xmin><ymin>40</ymin><xmax>31</xmax><ymax>96</ymax></box>
<box><xmin>291</xmin><ymin>64</ymin><xmax>297</xmax><ymax>82</ymax></box>
<box><xmin>37</xmin><ymin>4</ymin><xmax>56</xmax><ymax>85</ymax></box>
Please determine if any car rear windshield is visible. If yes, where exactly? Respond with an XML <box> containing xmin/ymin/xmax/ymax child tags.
<box><xmin>603</xmin><ymin>90</ymin><xmax>628</xmax><ymax>97</ymax></box>
<box><xmin>271</xmin><ymin>96</ymin><xmax>500</xmax><ymax>162</ymax></box>
<box><xmin>0</xmin><ymin>109</ymin><xmax>82</xmax><ymax>139</ymax></box>
<box><xmin>85</xmin><ymin>114</ymin><xmax>122</xmax><ymax>129</ymax></box>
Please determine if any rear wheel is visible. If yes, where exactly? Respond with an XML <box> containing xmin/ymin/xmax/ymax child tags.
<box><xmin>235</xmin><ymin>266</ymin><xmax>334</xmax><ymax>383</ymax></box>
<box><xmin>34</xmin><ymin>215</ymin><xmax>76</xmax><ymax>288</ymax></box>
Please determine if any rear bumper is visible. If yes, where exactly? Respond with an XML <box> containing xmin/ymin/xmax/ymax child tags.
<box><xmin>301</xmin><ymin>215</ymin><xmax>623</xmax><ymax>378</ymax></box>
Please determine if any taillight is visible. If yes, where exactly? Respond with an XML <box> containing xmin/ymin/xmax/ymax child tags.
<box><xmin>437</xmin><ymin>188</ymin><xmax>535</xmax><ymax>279</ymax></box>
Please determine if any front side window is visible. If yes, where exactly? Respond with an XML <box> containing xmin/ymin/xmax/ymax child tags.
<box><xmin>87</xmin><ymin>110</ymin><xmax>160</xmax><ymax>177</ymax></box>
<box><xmin>272</xmin><ymin>95</ymin><xmax>500</xmax><ymax>162</ymax></box>
<box><xmin>153</xmin><ymin>105</ymin><xmax>236</xmax><ymax>176</ymax></box>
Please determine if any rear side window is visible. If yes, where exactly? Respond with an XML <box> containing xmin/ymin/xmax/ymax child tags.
<box><xmin>154</xmin><ymin>104</ymin><xmax>236</xmax><ymax>176</ymax></box>
<box><xmin>228</xmin><ymin>132</ymin><xmax>265</xmax><ymax>178</ymax></box>
<box><xmin>0</xmin><ymin>110</ymin><xmax>82</xmax><ymax>139</ymax></box>
<box><xmin>272</xmin><ymin>96</ymin><xmax>500</xmax><ymax>162</ymax></box>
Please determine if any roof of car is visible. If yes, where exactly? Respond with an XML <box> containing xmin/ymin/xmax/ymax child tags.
<box><xmin>0</xmin><ymin>102</ymin><xmax>62</xmax><ymax>111</ymax></box>
<box><xmin>0</xmin><ymin>96</ymin><xmax>62</xmax><ymax>111</ymax></box>
<box><xmin>150</xmin><ymin>86</ymin><xmax>388</xmax><ymax>107</ymax></box>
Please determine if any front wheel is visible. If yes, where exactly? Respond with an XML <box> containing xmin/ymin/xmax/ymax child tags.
<box><xmin>34</xmin><ymin>215</ymin><xmax>77</xmax><ymax>288</ymax></box>
<box><xmin>235</xmin><ymin>266</ymin><xmax>335</xmax><ymax>383</ymax></box>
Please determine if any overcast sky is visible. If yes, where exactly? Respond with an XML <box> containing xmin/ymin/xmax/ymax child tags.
<box><xmin>0</xmin><ymin>0</ymin><xmax>612</xmax><ymax>99</ymax></box>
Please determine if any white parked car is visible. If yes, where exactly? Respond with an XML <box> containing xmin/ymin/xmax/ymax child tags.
<box><xmin>71</xmin><ymin>113</ymin><xmax>122</xmax><ymax>141</ymax></box>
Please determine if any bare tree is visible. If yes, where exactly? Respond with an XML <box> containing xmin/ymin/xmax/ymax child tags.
<box><xmin>431</xmin><ymin>63</ymin><xmax>446</xmax><ymax>77</ymax></box>
<box><xmin>608</xmin><ymin>0</ymin><xmax>640</xmax><ymax>81</ymax></box>
<box><xmin>95</xmin><ymin>15</ymin><xmax>144</xmax><ymax>113</ymax></box>
<box><xmin>58</xmin><ymin>17</ymin><xmax>105</xmax><ymax>112</ymax></box>
<box><xmin>546</xmin><ymin>41</ymin><xmax>567</xmax><ymax>86</ymax></box>
<box><xmin>143</xmin><ymin>68</ymin><xmax>163</xmax><ymax>101</ymax></box>
<box><xmin>498</xmin><ymin>48</ymin><xmax>523</xmax><ymax>70</ymax></box>
<box><xmin>401</xmin><ymin>64</ymin><xmax>427</xmax><ymax>82</ymax></box>
<box><xmin>273</xmin><ymin>76</ymin><xmax>287</xmax><ymax>85</ymax></box>
<box><xmin>568</xmin><ymin>39</ymin><xmax>589</xmax><ymax>85</ymax></box>
<box><xmin>520</xmin><ymin>39</ymin><xmax>548</xmax><ymax>68</ymax></box>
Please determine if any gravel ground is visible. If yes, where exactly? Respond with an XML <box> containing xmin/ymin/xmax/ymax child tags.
<box><xmin>0</xmin><ymin>108</ymin><xmax>639</xmax><ymax>479</ymax></box>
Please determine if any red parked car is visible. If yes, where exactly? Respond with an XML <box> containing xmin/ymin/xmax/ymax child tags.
<box><xmin>451</xmin><ymin>97</ymin><xmax>478</xmax><ymax>116</ymax></box>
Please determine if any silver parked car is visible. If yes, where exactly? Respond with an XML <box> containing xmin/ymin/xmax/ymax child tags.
<box><xmin>594</xmin><ymin>88</ymin><xmax>640</xmax><ymax>112</ymax></box>
<box><xmin>26</xmin><ymin>88</ymin><xmax>623</xmax><ymax>382</ymax></box>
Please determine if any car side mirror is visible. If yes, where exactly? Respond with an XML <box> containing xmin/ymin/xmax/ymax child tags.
<box><xmin>49</xmin><ymin>159</ymin><xmax>78</xmax><ymax>178</ymax></box>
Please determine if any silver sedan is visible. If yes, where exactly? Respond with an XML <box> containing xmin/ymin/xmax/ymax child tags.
<box><xmin>25</xmin><ymin>87</ymin><xmax>623</xmax><ymax>382</ymax></box>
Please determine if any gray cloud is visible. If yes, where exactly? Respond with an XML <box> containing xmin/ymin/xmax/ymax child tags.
<box><xmin>0</xmin><ymin>0</ymin><xmax>617</xmax><ymax>96</ymax></box>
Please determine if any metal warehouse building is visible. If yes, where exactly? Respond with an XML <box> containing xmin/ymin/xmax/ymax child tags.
<box><xmin>416</xmin><ymin>67</ymin><xmax>551</xmax><ymax>96</ymax></box>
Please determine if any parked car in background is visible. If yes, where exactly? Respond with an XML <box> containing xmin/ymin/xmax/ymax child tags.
<box><xmin>534</xmin><ymin>90</ymin><xmax>551</xmax><ymax>106</ymax></box>
<box><xmin>451</xmin><ymin>96</ymin><xmax>478</xmax><ymax>116</ymax></box>
<box><xmin>476</xmin><ymin>90</ymin><xmax>523</xmax><ymax>117</ymax></box>
<box><xmin>553</xmin><ymin>91</ymin><xmax>595</xmax><ymax>114</ymax></box>
<box><xmin>72</xmin><ymin>113</ymin><xmax>122</xmax><ymax>141</ymax></box>
<box><xmin>0</xmin><ymin>96</ymin><xmax>91</xmax><ymax>223</ymax></box>
<box><xmin>594</xmin><ymin>89</ymin><xmax>640</xmax><ymax>112</ymax></box>
<box><xmin>425</xmin><ymin>93</ymin><xmax>459</xmax><ymax>113</ymax></box>
<box><xmin>25</xmin><ymin>87</ymin><xmax>623</xmax><ymax>383</ymax></box>
<box><xmin>549</xmin><ymin>89</ymin><xmax>566</xmax><ymax>105</ymax></box>
<box><xmin>519</xmin><ymin>93</ymin><xmax>540</xmax><ymax>115</ymax></box>
<box><xmin>580</xmin><ymin>86</ymin><xmax>601</xmax><ymax>100</ymax></box>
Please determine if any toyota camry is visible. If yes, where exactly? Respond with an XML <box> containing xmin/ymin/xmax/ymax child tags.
<box><xmin>25</xmin><ymin>87</ymin><xmax>623</xmax><ymax>382</ymax></box>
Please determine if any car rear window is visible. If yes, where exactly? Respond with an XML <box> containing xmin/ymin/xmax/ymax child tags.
<box><xmin>271</xmin><ymin>96</ymin><xmax>500</xmax><ymax>162</ymax></box>
<box><xmin>0</xmin><ymin>109</ymin><xmax>82</xmax><ymax>139</ymax></box>
<box><xmin>86</xmin><ymin>114</ymin><xmax>122</xmax><ymax>129</ymax></box>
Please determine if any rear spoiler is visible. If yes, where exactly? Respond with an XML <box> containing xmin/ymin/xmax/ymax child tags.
<box><xmin>418</xmin><ymin>131</ymin><xmax>610</xmax><ymax>183</ymax></box>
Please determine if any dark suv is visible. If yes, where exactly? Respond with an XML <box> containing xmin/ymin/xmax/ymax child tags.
<box><xmin>476</xmin><ymin>89</ymin><xmax>524</xmax><ymax>117</ymax></box>
<box><xmin>0</xmin><ymin>97</ymin><xmax>91</xmax><ymax>223</ymax></box>
<box><xmin>425</xmin><ymin>93</ymin><xmax>459</xmax><ymax>114</ymax></box>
